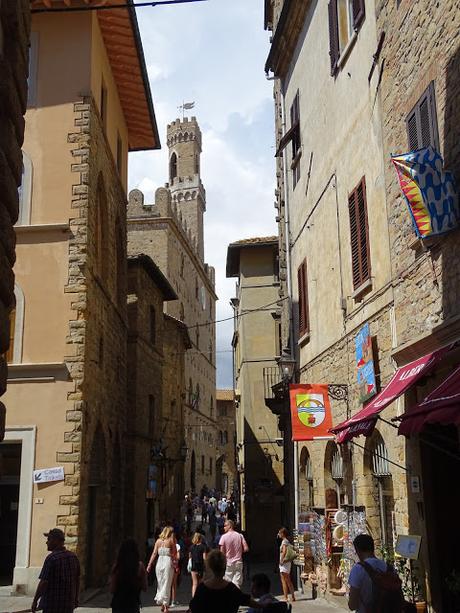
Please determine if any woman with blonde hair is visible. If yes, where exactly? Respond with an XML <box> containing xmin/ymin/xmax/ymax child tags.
<box><xmin>189</xmin><ymin>532</ymin><xmax>208</xmax><ymax>597</ymax></box>
<box><xmin>147</xmin><ymin>526</ymin><xmax>177</xmax><ymax>612</ymax></box>
<box><xmin>278</xmin><ymin>527</ymin><xmax>295</xmax><ymax>603</ymax></box>
<box><xmin>189</xmin><ymin>549</ymin><xmax>262</xmax><ymax>612</ymax></box>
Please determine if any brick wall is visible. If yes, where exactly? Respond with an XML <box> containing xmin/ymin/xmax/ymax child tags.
<box><xmin>0</xmin><ymin>0</ymin><xmax>30</xmax><ymax>439</ymax></box>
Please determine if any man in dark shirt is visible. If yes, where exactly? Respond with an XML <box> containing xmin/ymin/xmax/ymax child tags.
<box><xmin>32</xmin><ymin>528</ymin><xmax>80</xmax><ymax>613</ymax></box>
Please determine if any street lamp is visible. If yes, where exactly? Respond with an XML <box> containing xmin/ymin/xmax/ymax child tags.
<box><xmin>277</xmin><ymin>348</ymin><xmax>296</xmax><ymax>382</ymax></box>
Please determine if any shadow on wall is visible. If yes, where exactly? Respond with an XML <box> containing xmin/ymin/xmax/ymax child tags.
<box><xmin>243</xmin><ymin>419</ymin><xmax>283</xmax><ymax>562</ymax></box>
<box><xmin>442</xmin><ymin>42</ymin><xmax>460</xmax><ymax>320</ymax></box>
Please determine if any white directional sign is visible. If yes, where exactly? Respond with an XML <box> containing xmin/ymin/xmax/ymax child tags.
<box><xmin>33</xmin><ymin>466</ymin><xmax>65</xmax><ymax>484</ymax></box>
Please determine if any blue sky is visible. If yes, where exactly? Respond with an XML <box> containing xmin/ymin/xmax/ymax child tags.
<box><xmin>129</xmin><ymin>0</ymin><xmax>277</xmax><ymax>388</ymax></box>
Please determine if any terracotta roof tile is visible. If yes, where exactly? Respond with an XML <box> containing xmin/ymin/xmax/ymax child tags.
<box><xmin>216</xmin><ymin>389</ymin><xmax>234</xmax><ymax>401</ymax></box>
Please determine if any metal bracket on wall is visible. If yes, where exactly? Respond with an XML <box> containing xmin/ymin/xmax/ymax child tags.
<box><xmin>328</xmin><ymin>384</ymin><xmax>349</xmax><ymax>401</ymax></box>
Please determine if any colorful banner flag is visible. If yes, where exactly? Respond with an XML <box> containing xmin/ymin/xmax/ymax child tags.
<box><xmin>290</xmin><ymin>384</ymin><xmax>333</xmax><ymax>441</ymax></box>
<box><xmin>392</xmin><ymin>147</ymin><xmax>459</xmax><ymax>238</ymax></box>
<box><xmin>355</xmin><ymin>323</ymin><xmax>377</xmax><ymax>404</ymax></box>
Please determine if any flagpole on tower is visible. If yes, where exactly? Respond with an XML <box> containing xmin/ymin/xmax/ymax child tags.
<box><xmin>178</xmin><ymin>100</ymin><xmax>196</xmax><ymax>121</ymax></box>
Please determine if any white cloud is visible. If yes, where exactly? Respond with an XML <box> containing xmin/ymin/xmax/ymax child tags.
<box><xmin>129</xmin><ymin>0</ymin><xmax>277</xmax><ymax>387</ymax></box>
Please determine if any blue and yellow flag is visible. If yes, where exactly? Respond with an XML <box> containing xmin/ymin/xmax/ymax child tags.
<box><xmin>392</xmin><ymin>147</ymin><xmax>459</xmax><ymax>238</ymax></box>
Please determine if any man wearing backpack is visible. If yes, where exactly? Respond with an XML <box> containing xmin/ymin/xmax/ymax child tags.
<box><xmin>348</xmin><ymin>533</ymin><xmax>404</xmax><ymax>613</ymax></box>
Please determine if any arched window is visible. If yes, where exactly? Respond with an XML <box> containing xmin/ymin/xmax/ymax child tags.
<box><xmin>17</xmin><ymin>151</ymin><xmax>33</xmax><ymax>226</ymax></box>
<box><xmin>210</xmin><ymin>397</ymin><xmax>214</xmax><ymax>418</ymax></box>
<box><xmin>169</xmin><ymin>152</ymin><xmax>178</xmax><ymax>182</ymax></box>
<box><xmin>115</xmin><ymin>218</ymin><xmax>125</xmax><ymax>307</ymax></box>
<box><xmin>195</xmin><ymin>153</ymin><xmax>200</xmax><ymax>175</ymax></box>
<box><xmin>188</xmin><ymin>378</ymin><xmax>193</xmax><ymax>405</ymax></box>
<box><xmin>195</xmin><ymin>383</ymin><xmax>200</xmax><ymax>409</ymax></box>
<box><xmin>95</xmin><ymin>174</ymin><xmax>109</xmax><ymax>280</ymax></box>
<box><xmin>5</xmin><ymin>285</ymin><xmax>24</xmax><ymax>364</ymax></box>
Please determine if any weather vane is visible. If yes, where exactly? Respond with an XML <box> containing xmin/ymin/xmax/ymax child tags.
<box><xmin>178</xmin><ymin>100</ymin><xmax>195</xmax><ymax>120</ymax></box>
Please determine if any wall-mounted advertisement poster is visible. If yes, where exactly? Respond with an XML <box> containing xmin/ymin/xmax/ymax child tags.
<box><xmin>355</xmin><ymin>323</ymin><xmax>377</xmax><ymax>403</ymax></box>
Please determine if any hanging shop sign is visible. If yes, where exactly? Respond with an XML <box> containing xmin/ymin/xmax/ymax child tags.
<box><xmin>33</xmin><ymin>466</ymin><xmax>64</xmax><ymax>484</ymax></box>
<box><xmin>395</xmin><ymin>534</ymin><xmax>422</xmax><ymax>560</ymax></box>
<box><xmin>392</xmin><ymin>146</ymin><xmax>459</xmax><ymax>239</ymax></box>
<box><xmin>355</xmin><ymin>323</ymin><xmax>377</xmax><ymax>403</ymax></box>
<box><xmin>290</xmin><ymin>384</ymin><xmax>333</xmax><ymax>441</ymax></box>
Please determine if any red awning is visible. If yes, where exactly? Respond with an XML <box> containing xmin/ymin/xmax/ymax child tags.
<box><xmin>398</xmin><ymin>363</ymin><xmax>460</xmax><ymax>436</ymax></box>
<box><xmin>330</xmin><ymin>346</ymin><xmax>450</xmax><ymax>443</ymax></box>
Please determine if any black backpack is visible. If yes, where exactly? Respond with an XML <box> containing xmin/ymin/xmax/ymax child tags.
<box><xmin>360</xmin><ymin>561</ymin><xmax>405</xmax><ymax>613</ymax></box>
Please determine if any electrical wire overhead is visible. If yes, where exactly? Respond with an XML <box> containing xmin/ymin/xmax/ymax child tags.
<box><xmin>31</xmin><ymin>0</ymin><xmax>207</xmax><ymax>14</ymax></box>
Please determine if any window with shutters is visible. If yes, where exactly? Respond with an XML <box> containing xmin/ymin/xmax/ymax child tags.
<box><xmin>348</xmin><ymin>177</ymin><xmax>371</xmax><ymax>290</ymax></box>
<box><xmin>406</xmin><ymin>82</ymin><xmax>439</xmax><ymax>152</ymax></box>
<box><xmin>5</xmin><ymin>308</ymin><xmax>16</xmax><ymax>364</ymax></box>
<box><xmin>328</xmin><ymin>0</ymin><xmax>365</xmax><ymax>76</ymax></box>
<box><xmin>290</xmin><ymin>91</ymin><xmax>301</xmax><ymax>188</ymax></box>
<box><xmin>297</xmin><ymin>260</ymin><xmax>310</xmax><ymax>337</ymax></box>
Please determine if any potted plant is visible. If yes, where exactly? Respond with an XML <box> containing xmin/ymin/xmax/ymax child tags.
<box><xmin>395</xmin><ymin>558</ymin><xmax>426</xmax><ymax>612</ymax></box>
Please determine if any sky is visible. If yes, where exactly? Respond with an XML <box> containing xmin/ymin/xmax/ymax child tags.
<box><xmin>129</xmin><ymin>0</ymin><xmax>277</xmax><ymax>388</ymax></box>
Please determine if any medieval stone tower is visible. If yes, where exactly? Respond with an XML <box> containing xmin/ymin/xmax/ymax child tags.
<box><xmin>167</xmin><ymin>117</ymin><xmax>206</xmax><ymax>260</ymax></box>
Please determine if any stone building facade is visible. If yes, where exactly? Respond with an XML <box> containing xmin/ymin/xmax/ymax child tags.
<box><xmin>0</xmin><ymin>0</ymin><xmax>30</xmax><ymax>439</ymax></box>
<box><xmin>226</xmin><ymin>237</ymin><xmax>285</xmax><ymax>560</ymax></box>
<box><xmin>128</xmin><ymin>116</ymin><xmax>217</xmax><ymax>496</ymax></box>
<box><xmin>215</xmin><ymin>389</ymin><xmax>238</xmax><ymax>497</ymax></box>
<box><xmin>265</xmin><ymin>0</ymin><xmax>460</xmax><ymax>608</ymax></box>
<box><xmin>2</xmin><ymin>2</ymin><xmax>159</xmax><ymax>592</ymax></box>
<box><xmin>374</xmin><ymin>2</ymin><xmax>460</xmax><ymax>610</ymax></box>
<box><xmin>126</xmin><ymin>255</ymin><xmax>190</xmax><ymax>554</ymax></box>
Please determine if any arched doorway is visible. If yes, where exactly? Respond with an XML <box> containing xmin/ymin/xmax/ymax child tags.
<box><xmin>109</xmin><ymin>438</ymin><xmax>122</xmax><ymax>563</ymax></box>
<box><xmin>363</xmin><ymin>430</ymin><xmax>394</xmax><ymax>551</ymax></box>
<box><xmin>190</xmin><ymin>450</ymin><xmax>196</xmax><ymax>492</ymax></box>
<box><xmin>85</xmin><ymin>425</ymin><xmax>107</xmax><ymax>587</ymax></box>
<box><xmin>299</xmin><ymin>446</ymin><xmax>314</xmax><ymax>510</ymax></box>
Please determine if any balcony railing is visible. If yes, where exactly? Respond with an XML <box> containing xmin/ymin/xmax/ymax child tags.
<box><xmin>263</xmin><ymin>366</ymin><xmax>281</xmax><ymax>400</ymax></box>
<box><xmin>263</xmin><ymin>366</ymin><xmax>287</xmax><ymax>416</ymax></box>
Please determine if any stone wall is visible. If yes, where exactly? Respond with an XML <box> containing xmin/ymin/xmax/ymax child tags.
<box><xmin>62</xmin><ymin>97</ymin><xmax>128</xmax><ymax>586</ymax></box>
<box><xmin>376</xmin><ymin>0</ymin><xmax>460</xmax><ymax>349</ymax></box>
<box><xmin>0</xmin><ymin>0</ymin><xmax>30</xmax><ymax>439</ymax></box>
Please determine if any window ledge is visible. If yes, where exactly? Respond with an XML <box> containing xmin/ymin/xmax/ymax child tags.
<box><xmin>351</xmin><ymin>278</ymin><xmax>372</xmax><ymax>301</ymax></box>
<box><xmin>337</xmin><ymin>31</ymin><xmax>358</xmax><ymax>71</ymax></box>
<box><xmin>298</xmin><ymin>330</ymin><xmax>310</xmax><ymax>347</ymax></box>
<box><xmin>291</xmin><ymin>148</ymin><xmax>302</xmax><ymax>170</ymax></box>
<box><xmin>15</xmin><ymin>223</ymin><xmax>70</xmax><ymax>234</ymax></box>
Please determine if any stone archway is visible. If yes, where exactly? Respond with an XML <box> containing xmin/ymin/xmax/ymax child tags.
<box><xmin>109</xmin><ymin>437</ymin><xmax>122</xmax><ymax>562</ymax></box>
<box><xmin>363</xmin><ymin>429</ymin><xmax>395</xmax><ymax>551</ymax></box>
<box><xmin>85</xmin><ymin>425</ymin><xmax>108</xmax><ymax>587</ymax></box>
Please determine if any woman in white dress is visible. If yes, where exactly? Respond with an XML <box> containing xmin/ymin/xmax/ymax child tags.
<box><xmin>278</xmin><ymin>527</ymin><xmax>296</xmax><ymax>603</ymax></box>
<box><xmin>147</xmin><ymin>526</ymin><xmax>177</xmax><ymax>612</ymax></box>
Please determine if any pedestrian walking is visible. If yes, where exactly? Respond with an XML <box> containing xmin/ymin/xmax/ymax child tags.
<box><xmin>185</xmin><ymin>495</ymin><xmax>194</xmax><ymax>533</ymax></box>
<box><xmin>110</xmin><ymin>538</ymin><xmax>148</xmax><ymax>613</ymax></box>
<box><xmin>147</xmin><ymin>525</ymin><xmax>177</xmax><ymax>613</ymax></box>
<box><xmin>278</xmin><ymin>528</ymin><xmax>296</xmax><ymax>603</ymax></box>
<box><xmin>348</xmin><ymin>533</ymin><xmax>404</xmax><ymax>612</ymax></box>
<box><xmin>189</xmin><ymin>549</ymin><xmax>262</xmax><ymax>613</ymax></box>
<box><xmin>208</xmin><ymin>500</ymin><xmax>217</xmax><ymax>541</ymax></box>
<box><xmin>219</xmin><ymin>519</ymin><xmax>248</xmax><ymax>588</ymax></box>
<box><xmin>189</xmin><ymin>532</ymin><xmax>209</xmax><ymax>597</ymax></box>
<box><xmin>170</xmin><ymin>540</ymin><xmax>181</xmax><ymax>608</ymax></box>
<box><xmin>31</xmin><ymin>528</ymin><xmax>80</xmax><ymax>613</ymax></box>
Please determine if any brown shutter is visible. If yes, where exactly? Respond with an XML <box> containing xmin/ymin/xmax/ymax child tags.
<box><xmin>352</xmin><ymin>0</ymin><xmax>365</xmax><ymax>30</ymax></box>
<box><xmin>349</xmin><ymin>178</ymin><xmax>370</xmax><ymax>289</ymax></box>
<box><xmin>328</xmin><ymin>0</ymin><xmax>340</xmax><ymax>76</ymax></box>
<box><xmin>297</xmin><ymin>260</ymin><xmax>309</xmax><ymax>336</ymax></box>
<box><xmin>406</xmin><ymin>81</ymin><xmax>439</xmax><ymax>151</ymax></box>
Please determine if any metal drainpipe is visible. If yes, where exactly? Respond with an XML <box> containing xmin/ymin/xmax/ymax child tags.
<box><xmin>280</xmin><ymin>83</ymin><xmax>300</xmax><ymax>588</ymax></box>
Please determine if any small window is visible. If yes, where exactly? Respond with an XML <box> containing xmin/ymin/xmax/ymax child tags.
<box><xmin>188</xmin><ymin>378</ymin><xmax>193</xmax><ymax>405</ymax></box>
<box><xmin>96</xmin><ymin>174</ymin><xmax>109</xmax><ymax>280</ymax></box>
<box><xmin>195</xmin><ymin>279</ymin><xmax>199</xmax><ymax>300</ymax></box>
<box><xmin>210</xmin><ymin>397</ymin><xmax>214</xmax><ymax>417</ymax></box>
<box><xmin>148</xmin><ymin>395</ymin><xmax>156</xmax><ymax>438</ymax></box>
<box><xmin>209</xmin><ymin>457</ymin><xmax>213</xmax><ymax>475</ymax></box>
<box><xmin>406</xmin><ymin>82</ymin><xmax>439</xmax><ymax>151</ymax></box>
<box><xmin>195</xmin><ymin>325</ymin><xmax>200</xmax><ymax>349</ymax></box>
<box><xmin>201</xmin><ymin>454</ymin><xmax>205</xmax><ymax>474</ymax></box>
<box><xmin>100</xmin><ymin>78</ymin><xmax>108</xmax><ymax>132</ymax></box>
<box><xmin>348</xmin><ymin>177</ymin><xmax>371</xmax><ymax>290</ymax></box>
<box><xmin>195</xmin><ymin>153</ymin><xmax>200</xmax><ymax>174</ymax></box>
<box><xmin>224</xmin><ymin>431</ymin><xmax>228</xmax><ymax>445</ymax></box>
<box><xmin>170</xmin><ymin>152</ymin><xmax>178</xmax><ymax>182</ymax></box>
<box><xmin>5</xmin><ymin>308</ymin><xmax>16</xmax><ymax>364</ymax></box>
<box><xmin>150</xmin><ymin>306</ymin><xmax>156</xmax><ymax>345</ymax></box>
<box><xmin>116</xmin><ymin>133</ymin><xmax>123</xmax><ymax>174</ymax></box>
<box><xmin>180</xmin><ymin>253</ymin><xmax>185</xmax><ymax>277</ymax></box>
<box><xmin>297</xmin><ymin>259</ymin><xmax>310</xmax><ymax>337</ymax></box>
<box><xmin>328</xmin><ymin>0</ymin><xmax>365</xmax><ymax>76</ymax></box>
<box><xmin>290</xmin><ymin>91</ymin><xmax>301</xmax><ymax>188</ymax></box>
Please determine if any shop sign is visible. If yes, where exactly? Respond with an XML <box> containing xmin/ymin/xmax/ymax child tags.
<box><xmin>355</xmin><ymin>323</ymin><xmax>377</xmax><ymax>403</ymax></box>
<box><xmin>395</xmin><ymin>534</ymin><xmax>422</xmax><ymax>560</ymax></box>
<box><xmin>33</xmin><ymin>466</ymin><xmax>64</xmax><ymax>484</ymax></box>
